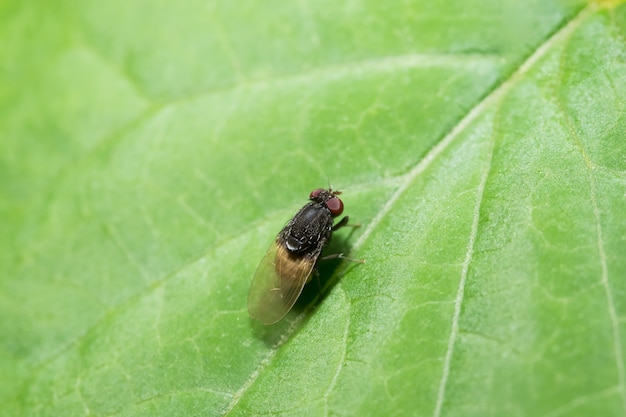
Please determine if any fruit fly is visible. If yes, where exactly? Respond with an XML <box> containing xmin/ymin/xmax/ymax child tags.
<box><xmin>247</xmin><ymin>188</ymin><xmax>363</xmax><ymax>325</ymax></box>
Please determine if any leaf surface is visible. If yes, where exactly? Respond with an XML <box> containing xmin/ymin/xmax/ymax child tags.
<box><xmin>1</xmin><ymin>1</ymin><xmax>625</xmax><ymax>416</ymax></box>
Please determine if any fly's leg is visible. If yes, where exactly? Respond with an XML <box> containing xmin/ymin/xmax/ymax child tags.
<box><xmin>332</xmin><ymin>215</ymin><xmax>360</xmax><ymax>231</ymax></box>
<box><xmin>319</xmin><ymin>252</ymin><xmax>365</xmax><ymax>264</ymax></box>
<box><xmin>328</xmin><ymin>216</ymin><xmax>365</xmax><ymax>263</ymax></box>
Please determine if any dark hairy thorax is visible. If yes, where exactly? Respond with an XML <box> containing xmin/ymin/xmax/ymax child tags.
<box><xmin>280</xmin><ymin>202</ymin><xmax>334</xmax><ymax>254</ymax></box>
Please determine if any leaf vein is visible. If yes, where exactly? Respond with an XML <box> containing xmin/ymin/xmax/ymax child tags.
<box><xmin>592</xmin><ymin>176</ymin><xmax>626</xmax><ymax>412</ymax></box>
<box><xmin>323</xmin><ymin>288</ymin><xmax>351</xmax><ymax>416</ymax></box>
<box><xmin>554</xmin><ymin>5</ymin><xmax>626</xmax><ymax>409</ymax></box>
<box><xmin>432</xmin><ymin>104</ymin><xmax>496</xmax><ymax>417</ymax></box>
<box><xmin>220</xmin><ymin>318</ymin><xmax>304</xmax><ymax>416</ymax></box>
<box><xmin>429</xmin><ymin>4</ymin><xmax>595</xmax><ymax>416</ymax></box>
<box><xmin>557</xmin><ymin>81</ymin><xmax>626</xmax><ymax>416</ymax></box>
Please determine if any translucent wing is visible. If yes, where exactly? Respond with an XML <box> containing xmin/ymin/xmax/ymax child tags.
<box><xmin>247</xmin><ymin>241</ymin><xmax>316</xmax><ymax>325</ymax></box>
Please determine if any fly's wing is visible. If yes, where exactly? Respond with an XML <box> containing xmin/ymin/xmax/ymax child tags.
<box><xmin>247</xmin><ymin>241</ymin><xmax>316</xmax><ymax>325</ymax></box>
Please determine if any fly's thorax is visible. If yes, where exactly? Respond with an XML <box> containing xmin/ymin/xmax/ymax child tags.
<box><xmin>280</xmin><ymin>202</ymin><xmax>334</xmax><ymax>254</ymax></box>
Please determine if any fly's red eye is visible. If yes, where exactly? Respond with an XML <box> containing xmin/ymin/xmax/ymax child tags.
<box><xmin>309</xmin><ymin>188</ymin><xmax>324</xmax><ymax>200</ymax></box>
<box><xmin>326</xmin><ymin>197</ymin><xmax>344</xmax><ymax>216</ymax></box>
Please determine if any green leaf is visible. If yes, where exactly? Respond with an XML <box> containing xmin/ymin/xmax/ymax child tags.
<box><xmin>1</xmin><ymin>0</ymin><xmax>625</xmax><ymax>416</ymax></box>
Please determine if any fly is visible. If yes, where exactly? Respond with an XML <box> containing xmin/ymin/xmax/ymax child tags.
<box><xmin>247</xmin><ymin>188</ymin><xmax>363</xmax><ymax>325</ymax></box>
